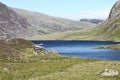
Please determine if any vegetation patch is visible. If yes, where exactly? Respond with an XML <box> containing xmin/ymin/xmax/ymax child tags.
<box><xmin>97</xmin><ymin>44</ymin><xmax>120</xmax><ymax>50</ymax></box>
<box><xmin>0</xmin><ymin>40</ymin><xmax>23</xmax><ymax>62</ymax></box>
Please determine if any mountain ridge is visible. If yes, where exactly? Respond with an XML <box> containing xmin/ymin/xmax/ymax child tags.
<box><xmin>0</xmin><ymin>2</ymin><xmax>96</xmax><ymax>39</ymax></box>
<box><xmin>12</xmin><ymin>8</ymin><xmax>96</xmax><ymax>34</ymax></box>
<box><xmin>80</xmin><ymin>19</ymin><xmax>103</xmax><ymax>24</ymax></box>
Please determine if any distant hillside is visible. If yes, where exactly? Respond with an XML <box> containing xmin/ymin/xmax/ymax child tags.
<box><xmin>13</xmin><ymin>8</ymin><xmax>96</xmax><ymax>34</ymax></box>
<box><xmin>80</xmin><ymin>19</ymin><xmax>103</xmax><ymax>24</ymax></box>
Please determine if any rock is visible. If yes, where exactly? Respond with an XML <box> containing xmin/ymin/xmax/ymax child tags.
<box><xmin>47</xmin><ymin>49</ymin><xmax>59</xmax><ymax>54</ymax></box>
<box><xmin>3</xmin><ymin>68</ymin><xmax>9</xmax><ymax>71</ymax></box>
<box><xmin>97</xmin><ymin>69</ymin><xmax>119</xmax><ymax>76</ymax></box>
<box><xmin>109</xmin><ymin>0</ymin><xmax>120</xmax><ymax>19</ymax></box>
<box><xmin>34</xmin><ymin>45</ymin><xmax>59</xmax><ymax>54</ymax></box>
<box><xmin>34</xmin><ymin>45</ymin><xmax>46</xmax><ymax>54</ymax></box>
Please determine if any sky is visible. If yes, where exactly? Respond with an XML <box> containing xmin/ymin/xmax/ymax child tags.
<box><xmin>0</xmin><ymin>0</ymin><xmax>117</xmax><ymax>20</ymax></box>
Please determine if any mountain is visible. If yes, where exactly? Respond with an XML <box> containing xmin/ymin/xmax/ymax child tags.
<box><xmin>80</xmin><ymin>19</ymin><xmax>103</xmax><ymax>24</ymax></box>
<box><xmin>0</xmin><ymin>2</ymin><xmax>37</xmax><ymax>39</ymax></box>
<box><xmin>12</xmin><ymin>8</ymin><xmax>96</xmax><ymax>34</ymax></box>
<box><xmin>31</xmin><ymin>0</ymin><xmax>120</xmax><ymax>41</ymax></box>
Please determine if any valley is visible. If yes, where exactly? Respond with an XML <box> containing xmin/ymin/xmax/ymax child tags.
<box><xmin>28</xmin><ymin>0</ymin><xmax>120</xmax><ymax>42</ymax></box>
<box><xmin>0</xmin><ymin>0</ymin><xmax>120</xmax><ymax>80</ymax></box>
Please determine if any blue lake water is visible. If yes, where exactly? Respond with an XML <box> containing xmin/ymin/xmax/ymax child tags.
<box><xmin>32</xmin><ymin>40</ymin><xmax>120</xmax><ymax>60</ymax></box>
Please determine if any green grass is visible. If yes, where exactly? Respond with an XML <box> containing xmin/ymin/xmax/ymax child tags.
<box><xmin>37</xmin><ymin>61</ymin><xmax>120</xmax><ymax>80</ymax></box>
<box><xmin>0</xmin><ymin>54</ymin><xmax>96</xmax><ymax>80</ymax></box>
<box><xmin>0</xmin><ymin>54</ymin><xmax>120</xmax><ymax>80</ymax></box>
<box><xmin>27</xmin><ymin>29</ymin><xmax>94</xmax><ymax>40</ymax></box>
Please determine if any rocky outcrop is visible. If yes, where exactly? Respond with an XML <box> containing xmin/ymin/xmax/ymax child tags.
<box><xmin>34</xmin><ymin>45</ymin><xmax>58</xmax><ymax>54</ymax></box>
<box><xmin>97</xmin><ymin>69</ymin><xmax>119</xmax><ymax>76</ymax></box>
<box><xmin>34</xmin><ymin>45</ymin><xmax>46</xmax><ymax>54</ymax></box>
<box><xmin>109</xmin><ymin>0</ymin><xmax>120</xmax><ymax>19</ymax></box>
<box><xmin>47</xmin><ymin>49</ymin><xmax>59</xmax><ymax>54</ymax></box>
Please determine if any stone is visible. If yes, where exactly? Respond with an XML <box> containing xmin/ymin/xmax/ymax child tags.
<box><xmin>34</xmin><ymin>45</ymin><xmax>59</xmax><ymax>54</ymax></box>
<box><xmin>47</xmin><ymin>49</ymin><xmax>59</xmax><ymax>54</ymax></box>
<box><xmin>34</xmin><ymin>45</ymin><xmax>46</xmax><ymax>54</ymax></box>
<box><xmin>97</xmin><ymin>69</ymin><xmax>119</xmax><ymax>76</ymax></box>
<box><xmin>109</xmin><ymin>0</ymin><xmax>120</xmax><ymax>19</ymax></box>
<box><xmin>3</xmin><ymin>68</ymin><xmax>9</xmax><ymax>71</ymax></box>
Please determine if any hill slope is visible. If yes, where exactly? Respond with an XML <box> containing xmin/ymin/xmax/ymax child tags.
<box><xmin>0</xmin><ymin>2</ymin><xmax>37</xmax><ymax>39</ymax></box>
<box><xmin>13</xmin><ymin>8</ymin><xmax>96</xmax><ymax>34</ymax></box>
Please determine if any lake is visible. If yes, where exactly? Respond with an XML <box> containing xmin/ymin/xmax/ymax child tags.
<box><xmin>32</xmin><ymin>40</ymin><xmax>120</xmax><ymax>60</ymax></box>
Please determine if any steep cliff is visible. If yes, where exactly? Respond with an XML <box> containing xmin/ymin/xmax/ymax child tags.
<box><xmin>109</xmin><ymin>0</ymin><xmax>120</xmax><ymax>19</ymax></box>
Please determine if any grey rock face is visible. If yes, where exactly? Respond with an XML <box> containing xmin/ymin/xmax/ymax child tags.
<box><xmin>109</xmin><ymin>0</ymin><xmax>120</xmax><ymax>19</ymax></box>
<box><xmin>34</xmin><ymin>45</ymin><xmax>58</xmax><ymax>54</ymax></box>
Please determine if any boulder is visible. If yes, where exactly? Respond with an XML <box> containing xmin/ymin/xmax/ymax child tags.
<box><xmin>34</xmin><ymin>45</ymin><xmax>59</xmax><ymax>54</ymax></box>
<box><xmin>2</xmin><ymin>68</ymin><xmax>9</xmax><ymax>71</ymax></box>
<box><xmin>97</xmin><ymin>69</ymin><xmax>119</xmax><ymax>76</ymax></box>
<box><xmin>47</xmin><ymin>49</ymin><xmax>59</xmax><ymax>54</ymax></box>
<box><xmin>34</xmin><ymin>45</ymin><xmax>46</xmax><ymax>54</ymax></box>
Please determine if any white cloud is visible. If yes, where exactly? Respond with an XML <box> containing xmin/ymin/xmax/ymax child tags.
<box><xmin>57</xmin><ymin>8</ymin><xmax>111</xmax><ymax>21</ymax></box>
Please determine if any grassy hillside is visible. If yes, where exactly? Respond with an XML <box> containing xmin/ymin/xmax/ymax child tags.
<box><xmin>91</xmin><ymin>17</ymin><xmax>120</xmax><ymax>41</ymax></box>
<box><xmin>0</xmin><ymin>40</ymin><xmax>23</xmax><ymax>62</ymax></box>
<box><xmin>27</xmin><ymin>29</ymin><xmax>93</xmax><ymax>40</ymax></box>
<box><xmin>0</xmin><ymin>55</ymin><xmax>120</xmax><ymax>80</ymax></box>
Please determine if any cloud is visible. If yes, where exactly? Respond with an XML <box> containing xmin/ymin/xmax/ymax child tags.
<box><xmin>58</xmin><ymin>8</ymin><xmax>111</xmax><ymax>21</ymax></box>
